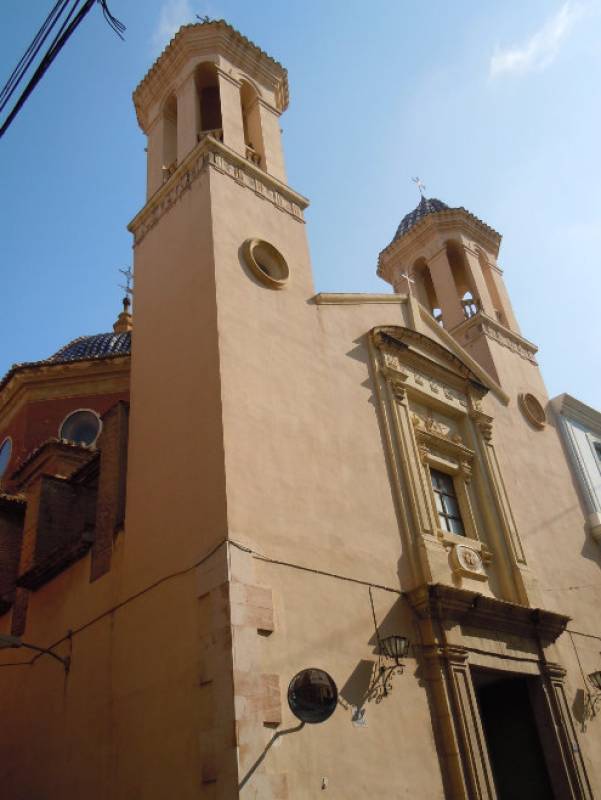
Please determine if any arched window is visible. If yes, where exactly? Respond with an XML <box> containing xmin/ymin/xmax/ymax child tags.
<box><xmin>240</xmin><ymin>80</ymin><xmax>264</xmax><ymax>167</ymax></box>
<box><xmin>195</xmin><ymin>63</ymin><xmax>222</xmax><ymax>139</ymax></box>
<box><xmin>162</xmin><ymin>93</ymin><xmax>178</xmax><ymax>179</ymax></box>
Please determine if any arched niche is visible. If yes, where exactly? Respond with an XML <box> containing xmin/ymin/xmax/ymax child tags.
<box><xmin>446</xmin><ymin>240</ymin><xmax>479</xmax><ymax>320</ymax></box>
<box><xmin>195</xmin><ymin>62</ymin><xmax>222</xmax><ymax>138</ymax></box>
<box><xmin>162</xmin><ymin>93</ymin><xmax>178</xmax><ymax>175</ymax></box>
<box><xmin>240</xmin><ymin>80</ymin><xmax>264</xmax><ymax>167</ymax></box>
<box><xmin>414</xmin><ymin>257</ymin><xmax>443</xmax><ymax>325</ymax></box>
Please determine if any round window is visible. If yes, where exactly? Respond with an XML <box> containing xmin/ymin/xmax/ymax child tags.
<box><xmin>0</xmin><ymin>437</ymin><xmax>12</xmax><ymax>479</ymax></box>
<box><xmin>518</xmin><ymin>393</ymin><xmax>546</xmax><ymax>430</ymax></box>
<box><xmin>242</xmin><ymin>239</ymin><xmax>289</xmax><ymax>289</ymax></box>
<box><xmin>287</xmin><ymin>668</ymin><xmax>338</xmax><ymax>724</ymax></box>
<box><xmin>60</xmin><ymin>410</ymin><xmax>101</xmax><ymax>446</ymax></box>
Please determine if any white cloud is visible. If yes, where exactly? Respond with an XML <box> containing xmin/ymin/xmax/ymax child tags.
<box><xmin>490</xmin><ymin>2</ymin><xmax>583</xmax><ymax>78</ymax></box>
<box><xmin>151</xmin><ymin>0</ymin><xmax>211</xmax><ymax>53</ymax></box>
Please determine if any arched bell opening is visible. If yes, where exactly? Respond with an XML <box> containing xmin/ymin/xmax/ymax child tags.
<box><xmin>195</xmin><ymin>62</ymin><xmax>222</xmax><ymax>141</ymax></box>
<box><xmin>240</xmin><ymin>80</ymin><xmax>265</xmax><ymax>168</ymax></box>
<box><xmin>446</xmin><ymin>240</ymin><xmax>479</xmax><ymax>320</ymax></box>
<box><xmin>162</xmin><ymin>93</ymin><xmax>178</xmax><ymax>179</ymax></box>
<box><xmin>414</xmin><ymin>257</ymin><xmax>443</xmax><ymax>326</ymax></box>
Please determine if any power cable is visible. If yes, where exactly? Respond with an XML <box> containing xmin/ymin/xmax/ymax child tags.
<box><xmin>0</xmin><ymin>0</ymin><xmax>125</xmax><ymax>140</ymax></box>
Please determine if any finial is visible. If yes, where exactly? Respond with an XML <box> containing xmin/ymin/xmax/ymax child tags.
<box><xmin>412</xmin><ymin>177</ymin><xmax>426</xmax><ymax>198</ymax></box>
<box><xmin>114</xmin><ymin>267</ymin><xmax>133</xmax><ymax>333</ymax></box>
<box><xmin>196</xmin><ymin>14</ymin><xmax>212</xmax><ymax>23</ymax></box>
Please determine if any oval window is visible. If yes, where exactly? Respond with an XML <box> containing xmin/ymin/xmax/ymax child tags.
<box><xmin>0</xmin><ymin>437</ymin><xmax>12</xmax><ymax>479</ymax></box>
<box><xmin>60</xmin><ymin>410</ymin><xmax>101</xmax><ymax>446</ymax></box>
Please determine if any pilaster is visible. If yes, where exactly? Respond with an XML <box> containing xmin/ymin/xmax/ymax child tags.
<box><xmin>217</xmin><ymin>68</ymin><xmax>245</xmax><ymax>157</ymax></box>
<box><xmin>176</xmin><ymin>70</ymin><xmax>199</xmax><ymax>163</ymax></box>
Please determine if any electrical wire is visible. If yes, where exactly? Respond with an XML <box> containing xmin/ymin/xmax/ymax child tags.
<box><xmin>0</xmin><ymin>0</ymin><xmax>125</xmax><ymax>140</ymax></box>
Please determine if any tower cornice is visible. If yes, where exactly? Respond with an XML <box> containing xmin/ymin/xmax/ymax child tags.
<box><xmin>133</xmin><ymin>21</ymin><xmax>289</xmax><ymax>132</ymax></box>
<box><xmin>378</xmin><ymin>207</ymin><xmax>502</xmax><ymax>282</ymax></box>
<box><xmin>128</xmin><ymin>134</ymin><xmax>309</xmax><ymax>246</ymax></box>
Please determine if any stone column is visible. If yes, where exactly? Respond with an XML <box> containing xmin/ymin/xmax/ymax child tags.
<box><xmin>217</xmin><ymin>68</ymin><xmax>245</xmax><ymax>156</ymax></box>
<box><xmin>427</xmin><ymin>247</ymin><xmax>466</xmax><ymax>330</ymax></box>
<box><xmin>176</xmin><ymin>70</ymin><xmax>199</xmax><ymax>164</ymax></box>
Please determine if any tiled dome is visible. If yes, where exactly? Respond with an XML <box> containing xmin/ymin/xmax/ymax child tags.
<box><xmin>49</xmin><ymin>332</ymin><xmax>131</xmax><ymax>364</ymax></box>
<box><xmin>393</xmin><ymin>196</ymin><xmax>450</xmax><ymax>241</ymax></box>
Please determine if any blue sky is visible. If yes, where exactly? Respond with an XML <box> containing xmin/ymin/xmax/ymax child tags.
<box><xmin>2</xmin><ymin>1</ymin><xmax>600</xmax><ymax>408</ymax></box>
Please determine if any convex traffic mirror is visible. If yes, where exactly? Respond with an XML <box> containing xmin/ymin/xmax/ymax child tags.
<box><xmin>287</xmin><ymin>668</ymin><xmax>338</xmax><ymax>724</ymax></box>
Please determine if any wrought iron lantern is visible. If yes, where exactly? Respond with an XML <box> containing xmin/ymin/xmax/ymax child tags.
<box><xmin>585</xmin><ymin>668</ymin><xmax>601</xmax><ymax>720</ymax></box>
<box><xmin>380</xmin><ymin>634</ymin><xmax>410</xmax><ymax>664</ymax></box>
<box><xmin>589</xmin><ymin>670</ymin><xmax>601</xmax><ymax>692</ymax></box>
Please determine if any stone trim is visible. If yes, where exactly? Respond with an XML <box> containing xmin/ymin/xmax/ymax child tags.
<box><xmin>313</xmin><ymin>292</ymin><xmax>408</xmax><ymax>305</ymax></box>
<box><xmin>128</xmin><ymin>136</ymin><xmax>308</xmax><ymax>246</ymax></box>
<box><xmin>453</xmin><ymin>312</ymin><xmax>538</xmax><ymax>365</ymax></box>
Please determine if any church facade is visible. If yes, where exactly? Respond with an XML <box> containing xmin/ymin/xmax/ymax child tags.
<box><xmin>0</xmin><ymin>20</ymin><xmax>600</xmax><ymax>799</ymax></box>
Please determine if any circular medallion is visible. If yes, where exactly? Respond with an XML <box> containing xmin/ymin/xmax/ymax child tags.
<box><xmin>242</xmin><ymin>239</ymin><xmax>289</xmax><ymax>289</ymax></box>
<box><xmin>456</xmin><ymin>545</ymin><xmax>483</xmax><ymax>573</ymax></box>
<box><xmin>287</xmin><ymin>668</ymin><xmax>338</xmax><ymax>724</ymax></box>
<box><xmin>518</xmin><ymin>393</ymin><xmax>546</xmax><ymax>430</ymax></box>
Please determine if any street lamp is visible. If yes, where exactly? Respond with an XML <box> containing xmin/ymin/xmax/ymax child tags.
<box><xmin>0</xmin><ymin>633</ymin><xmax>70</xmax><ymax>672</ymax></box>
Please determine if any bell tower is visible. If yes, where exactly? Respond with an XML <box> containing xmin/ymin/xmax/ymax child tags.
<box><xmin>135</xmin><ymin>21</ymin><xmax>289</xmax><ymax>198</ymax></box>
<box><xmin>377</xmin><ymin>195</ymin><xmax>538</xmax><ymax>386</ymax></box>
<box><xmin>123</xmin><ymin>21</ymin><xmax>313</xmax><ymax>791</ymax></box>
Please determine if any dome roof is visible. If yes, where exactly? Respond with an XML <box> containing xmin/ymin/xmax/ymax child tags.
<box><xmin>393</xmin><ymin>196</ymin><xmax>450</xmax><ymax>241</ymax></box>
<box><xmin>48</xmin><ymin>331</ymin><xmax>131</xmax><ymax>364</ymax></box>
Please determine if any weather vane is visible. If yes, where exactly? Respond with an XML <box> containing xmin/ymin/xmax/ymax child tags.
<box><xmin>196</xmin><ymin>14</ymin><xmax>212</xmax><ymax>22</ymax></box>
<box><xmin>118</xmin><ymin>267</ymin><xmax>134</xmax><ymax>313</ymax></box>
<box><xmin>412</xmin><ymin>177</ymin><xmax>426</xmax><ymax>198</ymax></box>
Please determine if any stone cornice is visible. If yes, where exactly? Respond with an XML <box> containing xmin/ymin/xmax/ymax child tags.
<box><xmin>552</xmin><ymin>393</ymin><xmax>601</xmax><ymax>434</ymax></box>
<box><xmin>133</xmin><ymin>21</ymin><xmax>288</xmax><ymax>131</ymax></box>
<box><xmin>409</xmin><ymin>583</ymin><xmax>570</xmax><ymax>643</ymax></box>
<box><xmin>452</xmin><ymin>312</ymin><xmax>538</xmax><ymax>365</ymax></box>
<box><xmin>0</xmin><ymin>358</ymin><xmax>130</xmax><ymax>430</ymax></box>
<box><xmin>128</xmin><ymin>136</ymin><xmax>308</xmax><ymax>246</ymax></box>
<box><xmin>377</xmin><ymin>208</ymin><xmax>502</xmax><ymax>282</ymax></box>
<box><xmin>313</xmin><ymin>293</ymin><xmax>408</xmax><ymax>305</ymax></box>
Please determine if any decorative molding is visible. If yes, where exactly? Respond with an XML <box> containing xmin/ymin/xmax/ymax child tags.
<box><xmin>408</xmin><ymin>584</ymin><xmax>569</xmax><ymax>643</ymax></box>
<box><xmin>313</xmin><ymin>293</ymin><xmax>408</xmax><ymax>306</ymax></box>
<box><xmin>518</xmin><ymin>392</ymin><xmax>547</xmax><ymax>430</ymax></box>
<box><xmin>128</xmin><ymin>136</ymin><xmax>307</xmax><ymax>246</ymax></box>
<box><xmin>552</xmin><ymin>393</ymin><xmax>601</xmax><ymax>435</ymax></box>
<box><xmin>454</xmin><ymin>313</ymin><xmax>538</xmax><ymax>365</ymax></box>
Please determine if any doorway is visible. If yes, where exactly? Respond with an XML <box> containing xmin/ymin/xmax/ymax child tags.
<box><xmin>472</xmin><ymin>670</ymin><xmax>556</xmax><ymax>800</ymax></box>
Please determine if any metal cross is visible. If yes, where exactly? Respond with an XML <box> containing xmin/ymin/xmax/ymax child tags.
<box><xmin>399</xmin><ymin>270</ymin><xmax>415</xmax><ymax>296</ymax></box>
<box><xmin>412</xmin><ymin>176</ymin><xmax>426</xmax><ymax>197</ymax></box>
<box><xmin>119</xmin><ymin>266</ymin><xmax>134</xmax><ymax>296</ymax></box>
